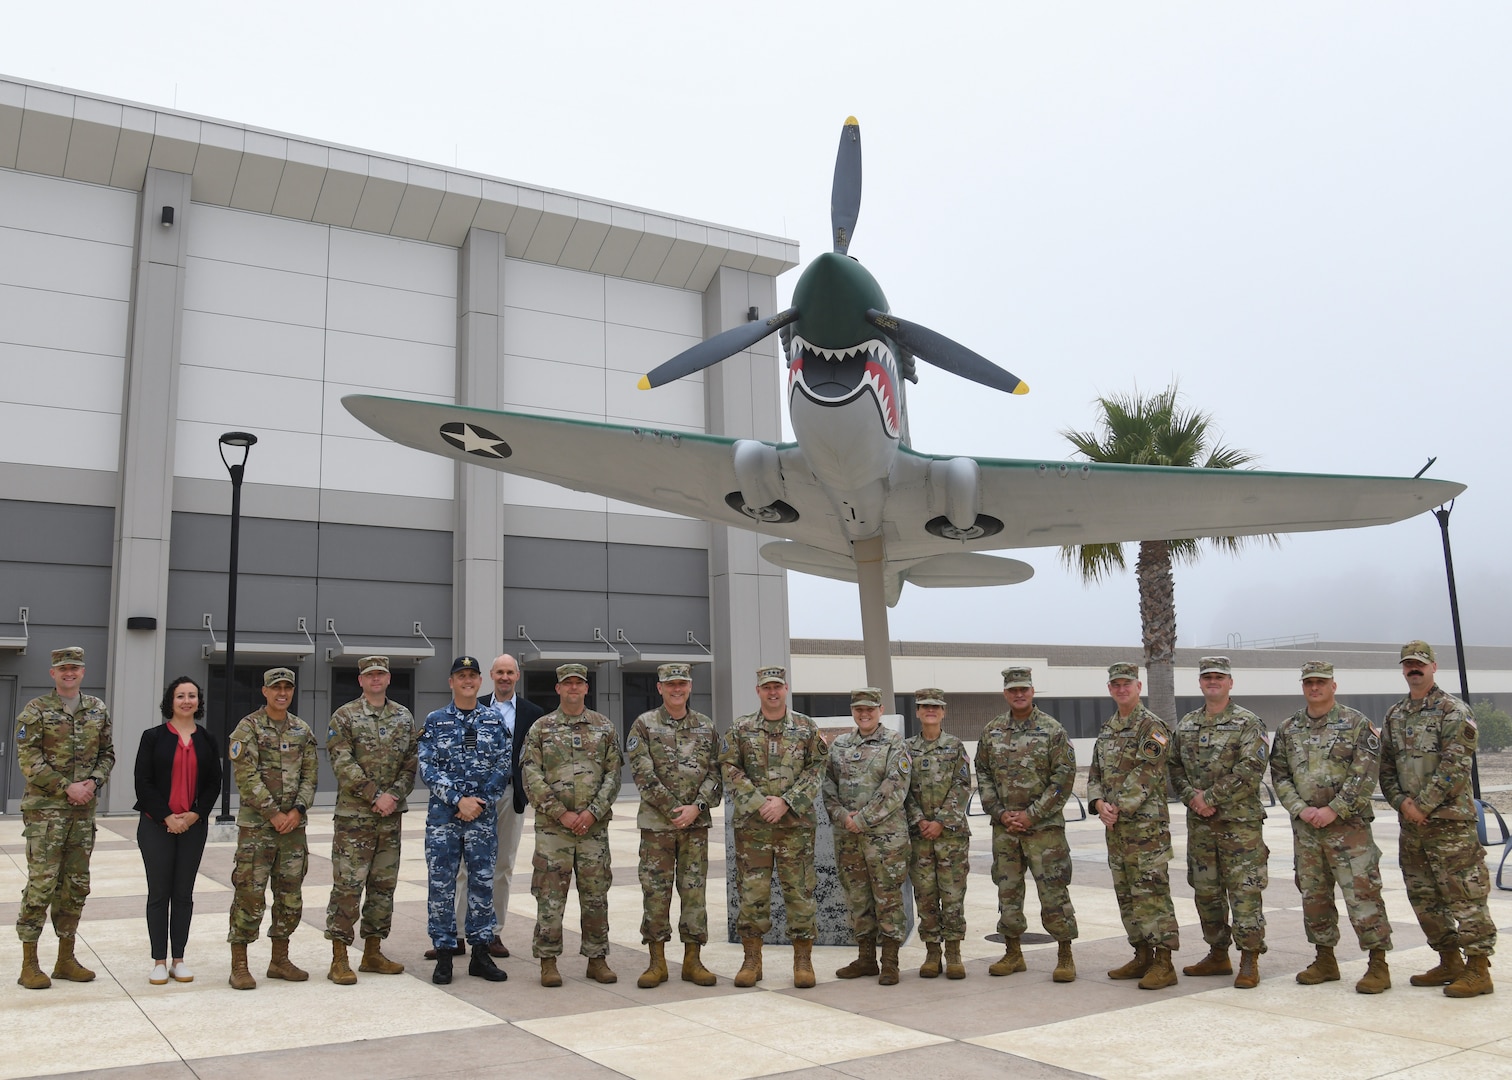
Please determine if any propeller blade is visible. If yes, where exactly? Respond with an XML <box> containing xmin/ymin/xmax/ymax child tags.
<box><xmin>638</xmin><ymin>307</ymin><xmax>800</xmax><ymax>389</ymax></box>
<box><xmin>864</xmin><ymin>309</ymin><xmax>1029</xmax><ymax>396</ymax></box>
<box><xmin>831</xmin><ymin>116</ymin><xmax>862</xmax><ymax>254</ymax></box>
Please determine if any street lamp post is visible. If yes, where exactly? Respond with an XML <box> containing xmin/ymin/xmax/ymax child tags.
<box><xmin>1432</xmin><ymin>500</ymin><xmax>1480</xmax><ymax>800</ymax></box>
<box><xmin>217</xmin><ymin>432</ymin><xmax>257</xmax><ymax>822</ymax></box>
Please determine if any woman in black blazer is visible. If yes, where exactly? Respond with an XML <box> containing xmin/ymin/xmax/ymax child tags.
<box><xmin>133</xmin><ymin>675</ymin><xmax>222</xmax><ymax>985</ymax></box>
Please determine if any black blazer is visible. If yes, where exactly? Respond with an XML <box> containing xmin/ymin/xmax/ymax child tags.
<box><xmin>133</xmin><ymin>723</ymin><xmax>223</xmax><ymax>823</ymax></box>
<box><xmin>480</xmin><ymin>692</ymin><xmax>545</xmax><ymax>813</ymax></box>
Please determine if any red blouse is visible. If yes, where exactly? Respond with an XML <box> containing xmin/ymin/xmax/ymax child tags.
<box><xmin>168</xmin><ymin>732</ymin><xmax>198</xmax><ymax>816</ymax></box>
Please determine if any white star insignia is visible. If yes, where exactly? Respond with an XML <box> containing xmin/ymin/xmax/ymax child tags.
<box><xmin>440</xmin><ymin>423</ymin><xmax>509</xmax><ymax>458</ymax></box>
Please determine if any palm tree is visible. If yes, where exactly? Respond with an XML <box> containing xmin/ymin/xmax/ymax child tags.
<box><xmin>1060</xmin><ymin>383</ymin><xmax>1269</xmax><ymax>724</ymax></box>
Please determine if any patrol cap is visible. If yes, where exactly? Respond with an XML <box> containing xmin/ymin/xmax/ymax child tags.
<box><xmin>914</xmin><ymin>688</ymin><xmax>947</xmax><ymax>707</ymax></box>
<box><xmin>263</xmin><ymin>667</ymin><xmax>296</xmax><ymax>687</ymax></box>
<box><xmin>1002</xmin><ymin>666</ymin><xmax>1034</xmax><ymax>690</ymax></box>
<box><xmin>756</xmin><ymin>665</ymin><xmax>787</xmax><ymax>686</ymax></box>
<box><xmin>556</xmin><ymin>663</ymin><xmax>589</xmax><ymax>683</ymax></box>
<box><xmin>1400</xmin><ymin>640</ymin><xmax>1436</xmax><ymax>664</ymax></box>
<box><xmin>850</xmin><ymin>687</ymin><xmax>883</xmax><ymax>708</ymax></box>
<box><xmin>358</xmin><ymin>655</ymin><xmax>390</xmax><ymax>675</ymax></box>
<box><xmin>1198</xmin><ymin>656</ymin><xmax>1232</xmax><ymax>676</ymax></box>
<box><xmin>1300</xmin><ymin>660</ymin><xmax>1335</xmax><ymax>681</ymax></box>
<box><xmin>1107</xmin><ymin>662</ymin><xmax>1140</xmax><ymax>682</ymax></box>
<box><xmin>450</xmin><ymin>655</ymin><xmax>481</xmax><ymax>675</ymax></box>
<box><xmin>49</xmin><ymin>646</ymin><xmax>85</xmax><ymax>668</ymax></box>
<box><xmin>656</xmin><ymin>662</ymin><xmax>692</xmax><ymax>683</ymax></box>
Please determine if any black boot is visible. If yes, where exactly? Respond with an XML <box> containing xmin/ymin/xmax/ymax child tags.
<box><xmin>469</xmin><ymin>944</ymin><xmax>508</xmax><ymax>982</ymax></box>
<box><xmin>432</xmin><ymin>951</ymin><xmax>453</xmax><ymax>985</ymax></box>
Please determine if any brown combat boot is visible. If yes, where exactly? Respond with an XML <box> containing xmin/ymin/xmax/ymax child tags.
<box><xmin>1295</xmin><ymin>945</ymin><xmax>1340</xmax><ymax>984</ymax></box>
<box><xmin>1355</xmin><ymin>949</ymin><xmax>1391</xmax><ymax>994</ymax></box>
<box><xmin>1138</xmin><ymin>947</ymin><xmax>1178</xmax><ymax>990</ymax></box>
<box><xmin>539</xmin><ymin>956</ymin><xmax>562</xmax><ymax>987</ymax></box>
<box><xmin>52</xmin><ymin>936</ymin><xmax>95</xmax><ymax>982</ymax></box>
<box><xmin>989</xmin><ymin>937</ymin><xmax>1027</xmax><ymax>976</ymax></box>
<box><xmin>878</xmin><ymin>937</ymin><xmax>901</xmax><ymax>985</ymax></box>
<box><xmin>1107</xmin><ymin>943</ymin><xmax>1152</xmax><ymax>980</ymax></box>
<box><xmin>229</xmin><ymin>943</ymin><xmax>257</xmax><ymax>990</ymax></box>
<box><xmin>734</xmin><ymin>937</ymin><xmax>763</xmax><ymax>987</ymax></box>
<box><xmin>919</xmin><ymin>941</ymin><xmax>942</xmax><ymax>978</ymax></box>
<box><xmin>637</xmin><ymin>941</ymin><xmax>668</xmax><ymax>988</ymax></box>
<box><xmin>682</xmin><ymin>942</ymin><xmax>717</xmax><ymax>986</ymax></box>
<box><xmin>1052</xmin><ymin>940</ymin><xmax>1076</xmax><ymax>983</ymax></box>
<box><xmin>1411</xmin><ymin>947</ymin><xmax>1465</xmax><ymax>987</ymax></box>
<box><xmin>327</xmin><ymin>940</ymin><xmax>357</xmax><ymax>985</ymax></box>
<box><xmin>266</xmin><ymin>937</ymin><xmax>309</xmax><ymax>981</ymax></box>
<box><xmin>791</xmin><ymin>938</ymin><xmax>815</xmax><ymax>989</ymax></box>
<box><xmin>1234</xmin><ymin>950</ymin><xmax>1260</xmax><ymax>989</ymax></box>
<box><xmin>586</xmin><ymin>956</ymin><xmax>617</xmax><ymax>983</ymax></box>
<box><xmin>1444</xmin><ymin>954</ymin><xmax>1493</xmax><ymax>998</ymax></box>
<box><xmin>360</xmin><ymin>936</ymin><xmax>404</xmax><ymax>974</ymax></box>
<box><xmin>18</xmin><ymin>941</ymin><xmax>51</xmax><ymax>990</ymax></box>
<box><xmin>836</xmin><ymin>935</ymin><xmax>879</xmax><ymax>979</ymax></box>
<box><xmin>944</xmin><ymin>940</ymin><xmax>966</xmax><ymax>979</ymax></box>
<box><xmin>1182</xmin><ymin>944</ymin><xmax>1232</xmax><ymax>977</ymax></box>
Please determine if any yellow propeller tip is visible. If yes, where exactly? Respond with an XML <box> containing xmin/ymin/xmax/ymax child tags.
<box><xmin>844</xmin><ymin>115</ymin><xmax>859</xmax><ymax>127</ymax></box>
<box><xmin>1013</xmin><ymin>382</ymin><xmax>1030</xmax><ymax>395</ymax></box>
<box><xmin>637</xmin><ymin>375</ymin><xmax>652</xmax><ymax>391</ymax></box>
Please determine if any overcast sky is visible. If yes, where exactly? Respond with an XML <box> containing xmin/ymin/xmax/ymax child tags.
<box><xmin>8</xmin><ymin>2</ymin><xmax>1509</xmax><ymax>652</ymax></box>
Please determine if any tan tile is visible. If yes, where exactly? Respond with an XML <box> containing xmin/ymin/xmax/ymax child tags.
<box><xmin>739</xmin><ymin>1016</ymin><xmax>948</xmax><ymax>1065</ymax></box>
<box><xmin>0</xmin><ymin>997</ymin><xmax>176</xmax><ymax>1080</ymax></box>
<box><xmin>583</xmin><ymin>1030</ymin><xmax>816</xmax><ymax>1080</ymax></box>
<box><xmin>515</xmin><ymin>1003</ymin><xmax>715</xmax><ymax>1052</ymax></box>
<box><xmin>1378</xmin><ymin>1051</ymin><xmax>1512</xmax><ymax>1079</ymax></box>
<box><xmin>662</xmin><ymin>991</ymin><xmax>851</xmax><ymax>1031</ymax></box>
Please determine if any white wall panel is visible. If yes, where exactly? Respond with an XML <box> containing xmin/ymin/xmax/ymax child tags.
<box><xmin>606</xmin><ymin>498</ymin><xmax>685</xmax><ymax>519</ymax></box>
<box><xmin>320</xmin><ymin>432</ymin><xmax>454</xmax><ymax>499</ymax></box>
<box><xmin>500</xmin><ymin>354</ymin><xmax>606</xmax><ymax>416</ymax></box>
<box><xmin>0</xmin><ymin>401</ymin><xmax>120</xmax><ymax>470</ymax></box>
<box><xmin>502</xmin><ymin>473</ymin><xmax>607</xmax><ymax>513</ymax></box>
<box><xmin>187</xmin><ymin>204</ymin><xmax>329</xmax><ymax>276</ymax></box>
<box><xmin>0</xmin><ymin>226</ymin><xmax>133</xmax><ymax>299</ymax></box>
<box><xmin>606</xmin><ymin>376</ymin><xmax>705</xmax><ymax>432</ymax></box>
<box><xmin>326</xmin><ymin>279</ymin><xmax>455</xmax><ymax>346</ymax></box>
<box><xmin>173</xmin><ymin>418</ymin><xmax>321</xmax><ymax>485</ymax></box>
<box><xmin>329</xmin><ymin>228</ymin><xmax>455</xmax><ymax>296</ymax></box>
<box><xmin>183</xmin><ymin>257</ymin><xmax>327</xmax><ymax>327</ymax></box>
<box><xmin>180</xmin><ymin>310</ymin><xmax>325</xmax><ymax>380</ymax></box>
<box><xmin>0</xmin><ymin>343</ymin><xmax>123</xmax><ymax>413</ymax></box>
<box><xmin>604</xmin><ymin>322</ymin><xmax>701</xmax><ymax>376</ymax></box>
<box><xmin>319</xmin><ymin>380</ymin><xmax>452</xmax><ymax>441</ymax></box>
<box><xmin>606</xmin><ymin>275</ymin><xmax>702</xmax><ymax>334</ymax></box>
<box><xmin>0</xmin><ymin>167</ymin><xmax>136</xmax><ymax>244</ymax></box>
<box><xmin>0</xmin><ymin>283</ymin><xmax>128</xmax><ymax>355</ymax></box>
<box><xmin>325</xmin><ymin>331</ymin><xmax>454</xmax><ymax>398</ymax></box>
<box><xmin>176</xmin><ymin>366</ymin><xmax>324</xmax><ymax>435</ymax></box>
<box><xmin>501</xmin><ymin>308</ymin><xmax>604</xmax><ymax>368</ymax></box>
<box><xmin>503</xmin><ymin>259</ymin><xmax>604</xmax><ymax>320</ymax></box>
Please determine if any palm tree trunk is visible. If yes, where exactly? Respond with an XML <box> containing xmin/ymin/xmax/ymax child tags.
<box><xmin>1136</xmin><ymin>540</ymin><xmax>1177</xmax><ymax>723</ymax></box>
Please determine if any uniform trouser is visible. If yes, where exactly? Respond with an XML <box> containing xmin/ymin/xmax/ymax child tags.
<box><xmin>991</xmin><ymin>823</ymin><xmax>1079</xmax><ymax>942</ymax></box>
<box><xmin>227</xmin><ymin>825</ymin><xmax>308</xmax><ymax>944</ymax></box>
<box><xmin>325</xmin><ymin>813</ymin><xmax>403</xmax><ymax>944</ymax></box>
<box><xmin>454</xmin><ymin>784</ymin><xmax>524</xmax><ymax>935</ymax></box>
<box><xmin>1186</xmin><ymin>813</ymin><xmax>1268</xmax><ymax>953</ymax></box>
<box><xmin>1399</xmin><ymin>818</ymin><xmax>1496</xmax><ymax>957</ymax></box>
<box><xmin>733</xmin><ymin>824</ymin><xmax>817</xmax><ymax>940</ymax></box>
<box><xmin>639</xmin><ymin>827</ymin><xmax>710</xmax><ymax>944</ymax></box>
<box><xmin>425</xmin><ymin>799</ymin><xmax>497</xmax><ymax>949</ymax></box>
<box><xmin>834</xmin><ymin>822</ymin><xmax>910</xmax><ymax>942</ymax></box>
<box><xmin>910</xmin><ymin>832</ymin><xmax>970</xmax><ymax>942</ymax></box>
<box><xmin>137</xmin><ymin>812</ymin><xmax>209</xmax><ymax>959</ymax></box>
<box><xmin>17</xmin><ymin>808</ymin><xmax>95</xmax><ymax>943</ymax></box>
<box><xmin>1106</xmin><ymin>818</ymin><xmax>1179</xmax><ymax>950</ymax></box>
<box><xmin>532</xmin><ymin>820</ymin><xmax>613</xmax><ymax>958</ymax></box>
<box><xmin>1290</xmin><ymin>817</ymin><xmax>1391</xmax><ymax>951</ymax></box>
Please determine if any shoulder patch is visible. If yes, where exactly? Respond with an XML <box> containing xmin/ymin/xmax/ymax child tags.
<box><xmin>1148</xmin><ymin>728</ymin><xmax>1168</xmax><ymax>746</ymax></box>
<box><xmin>16</xmin><ymin>722</ymin><xmax>25</xmax><ymax>740</ymax></box>
<box><xmin>1364</xmin><ymin>730</ymin><xmax>1381</xmax><ymax>753</ymax></box>
<box><xmin>229</xmin><ymin>740</ymin><xmax>242</xmax><ymax>760</ymax></box>
<box><xmin>1465</xmin><ymin>715</ymin><xmax>1478</xmax><ymax>731</ymax></box>
<box><xmin>625</xmin><ymin>735</ymin><xmax>640</xmax><ymax>752</ymax></box>
<box><xmin>719</xmin><ymin>733</ymin><xmax>730</xmax><ymax>754</ymax></box>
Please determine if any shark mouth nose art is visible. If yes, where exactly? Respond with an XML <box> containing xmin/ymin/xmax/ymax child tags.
<box><xmin>788</xmin><ymin>333</ymin><xmax>901</xmax><ymax>438</ymax></box>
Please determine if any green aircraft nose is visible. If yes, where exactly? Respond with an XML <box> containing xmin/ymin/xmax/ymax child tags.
<box><xmin>791</xmin><ymin>252</ymin><xmax>891</xmax><ymax>348</ymax></box>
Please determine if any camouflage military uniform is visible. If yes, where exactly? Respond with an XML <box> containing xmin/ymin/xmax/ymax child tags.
<box><xmin>1169</xmin><ymin>702</ymin><xmax>1270</xmax><ymax>953</ymax></box>
<box><xmin>323</xmin><ymin>696</ymin><xmax>417</xmax><ymax>945</ymax></box>
<box><xmin>419</xmin><ymin>702</ymin><xmax>510</xmax><ymax>949</ymax></box>
<box><xmin>522</xmin><ymin>706</ymin><xmax>622</xmax><ymax>959</ymax></box>
<box><xmin>905</xmin><ymin>732</ymin><xmax>972</xmax><ymax>943</ymax></box>
<box><xmin>825</xmin><ymin>725</ymin><xmax>912</xmax><ymax>942</ymax></box>
<box><xmin>15</xmin><ymin>691</ymin><xmax>114</xmax><ymax>943</ymax></box>
<box><xmin>227</xmin><ymin>708</ymin><xmax>318</xmax><ymax>944</ymax></box>
<box><xmin>1380</xmin><ymin>685</ymin><xmax>1495</xmax><ymax>958</ymax></box>
<box><xmin>1088</xmin><ymin>704</ymin><xmax>1179</xmax><ymax>951</ymax></box>
<box><xmin>976</xmin><ymin>707</ymin><xmax>1079</xmax><ymax>942</ymax></box>
<box><xmin>719</xmin><ymin>709</ymin><xmax>826</xmax><ymax>940</ymax></box>
<box><xmin>1270</xmin><ymin>704</ymin><xmax>1392</xmax><ymax>951</ymax></box>
<box><xmin>627</xmin><ymin>705</ymin><xmax>722</xmax><ymax>944</ymax></box>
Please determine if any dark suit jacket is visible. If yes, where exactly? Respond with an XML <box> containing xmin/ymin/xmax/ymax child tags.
<box><xmin>479</xmin><ymin>692</ymin><xmax>545</xmax><ymax>813</ymax></box>
<box><xmin>133</xmin><ymin>723</ymin><xmax>223</xmax><ymax>822</ymax></box>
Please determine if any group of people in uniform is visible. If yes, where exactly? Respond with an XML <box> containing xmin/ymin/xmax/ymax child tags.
<box><xmin>12</xmin><ymin>638</ymin><xmax>1497</xmax><ymax>1001</ymax></box>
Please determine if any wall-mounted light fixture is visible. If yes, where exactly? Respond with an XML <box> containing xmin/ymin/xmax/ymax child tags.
<box><xmin>160</xmin><ymin>205</ymin><xmax>174</xmax><ymax>227</ymax></box>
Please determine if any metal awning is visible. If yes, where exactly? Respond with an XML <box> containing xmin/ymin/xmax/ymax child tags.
<box><xmin>0</xmin><ymin>607</ymin><xmax>29</xmax><ymax>652</ymax></box>
<box><xmin>323</xmin><ymin>620</ymin><xmax>436</xmax><ymax>664</ymax></box>
<box><xmin>200</xmin><ymin>614</ymin><xmax>315</xmax><ymax>662</ymax></box>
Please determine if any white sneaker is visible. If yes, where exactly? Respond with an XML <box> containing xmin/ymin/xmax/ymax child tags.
<box><xmin>150</xmin><ymin>963</ymin><xmax>169</xmax><ymax>985</ymax></box>
<box><xmin>169</xmin><ymin>961</ymin><xmax>194</xmax><ymax>983</ymax></box>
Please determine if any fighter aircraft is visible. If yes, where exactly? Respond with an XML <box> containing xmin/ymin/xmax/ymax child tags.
<box><xmin>344</xmin><ymin>117</ymin><xmax>1464</xmax><ymax>696</ymax></box>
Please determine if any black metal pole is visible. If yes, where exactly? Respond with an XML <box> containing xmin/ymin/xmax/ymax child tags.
<box><xmin>216</xmin><ymin>433</ymin><xmax>256</xmax><ymax>822</ymax></box>
<box><xmin>1433</xmin><ymin>502</ymin><xmax>1480</xmax><ymax>800</ymax></box>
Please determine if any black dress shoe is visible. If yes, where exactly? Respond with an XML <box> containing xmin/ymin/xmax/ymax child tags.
<box><xmin>488</xmin><ymin>935</ymin><xmax>510</xmax><ymax>958</ymax></box>
<box><xmin>469</xmin><ymin>945</ymin><xmax>508</xmax><ymax>982</ymax></box>
<box><xmin>432</xmin><ymin>953</ymin><xmax>453</xmax><ymax>985</ymax></box>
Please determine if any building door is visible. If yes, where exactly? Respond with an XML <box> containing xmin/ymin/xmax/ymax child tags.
<box><xmin>2</xmin><ymin>676</ymin><xmax>18</xmax><ymax>813</ymax></box>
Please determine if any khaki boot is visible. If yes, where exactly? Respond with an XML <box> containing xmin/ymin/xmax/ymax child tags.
<box><xmin>327</xmin><ymin>940</ymin><xmax>357</xmax><ymax>985</ymax></box>
<box><xmin>944</xmin><ymin>940</ymin><xmax>966</xmax><ymax>980</ymax></box>
<box><xmin>1444</xmin><ymin>954</ymin><xmax>1494</xmax><ymax>998</ymax></box>
<box><xmin>1234</xmin><ymin>950</ymin><xmax>1260</xmax><ymax>989</ymax></box>
<box><xmin>539</xmin><ymin>956</ymin><xmax>562</xmax><ymax>987</ymax></box>
<box><xmin>989</xmin><ymin>937</ymin><xmax>1027</xmax><ymax>976</ymax></box>
<box><xmin>637</xmin><ymin>941</ymin><xmax>668</xmax><ymax>988</ymax></box>
<box><xmin>734</xmin><ymin>936</ymin><xmax>763</xmax><ymax>987</ymax></box>
<box><xmin>1355</xmin><ymin>949</ymin><xmax>1391</xmax><ymax>994</ymax></box>
<box><xmin>586</xmin><ymin>956</ymin><xmax>617</xmax><ymax>984</ymax></box>
<box><xmin>878</xmin><ymin>937</ymin><xmax>901</xmax><ymax>986</ymax></box>
<box><xmin>229</xmin><ymin>943</ymin><xmax>257</xmax><ymax>990</ymax></box>
<box><xmin>1182</xmin><ymin>944</ymin><xmax>1232</xmax><ymax>977</ymax></box>
<box><xmin>1052</xmin><ymin>940</ymin><xmax>1076</xmax><ymax>983</ymax></box>
<box><xmin>18</xmin><ymin>941</ymin><xmax>51</xmax><ymax>990</ymax></box>
<box><xmin>359</xmin><ymin>936</ymin><xmax>404</xmax><ymax>974</ymax></box>
<box><xmin>792</xmin><ymin>938</ymin><xmax>815</xmax><ymax>989</ymax></box>
<box><xmin>1411</xmin><ymin>947</ymin><xmax>1466</xmax><ymax>987</ymax></box>
<box><xmin>1295</xmin><ymin>945</ymin><xmax>1340</xmax><ymax>985</ymax></box>
<box><xmin>682</xmin><ymin>942</ymin><xmax>718</xmax><ymax>987</ymax></box>
<box><xmin>1138</xmin><ymin>947</ymin><xmax>1178</xmax><ymax>990</ymax></box>
<box><xmin>1108</xmin><ymin>943</ymin><xmax>1152</xmax><ymax>980</ymax></box>
<box><xmin>919</xmin><ymin>941</ymin><xmax>942</xmax><ymax>979</ymax></box>
<box><xmin>266</xmin><ymin>937</ymin><xmax>309</xmax><ymax>982</ymax></box>
<box><xmin>52</xmin><ymin>936</ymin><xmax>95</xmax><ymax>982</ymax></box>
<box><xmin>836</xmin><ymin>935</ymin><xmax>879</xmax><ymax>979</ymax></box>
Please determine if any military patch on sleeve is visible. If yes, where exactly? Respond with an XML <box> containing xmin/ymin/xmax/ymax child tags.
<box><xmin>719</xmin><ymin>733</ymin><xmax>729</xmax><ymax>754</ymax></box>
<box><xmin>229</xmin><ymin>740</ymin><xmax>242</xmax><ymax>760</ymax></box>
<box><xmin>898</xmin><ymin>754</ymin><xmax>911</xmax><ymax>774</ymax></box>
<box><xmin>1148</xmin><ymin>728</ymin><xmax>1168</xmax><ymax>746</ymax></box>
<box><xmin>958</xmin><ymin>762</ymin><xmax>971</xmax><ymax>781</ymax></box>
<box><xmin>15</xmin><ymin>723</ymin><xmax>25</xmax><ymax>740</ymax></box>
<box><xmin>1364</xmin><ymin>725</ymin><xmax>1381</xmax><ymax>753</ymax></box>
<box><xmin>625</xmin><ymin>735</ymin><xmax>640</xmax><ymax>752</ymax></box>
<box><xmin>1465</xmin><ymin>715</ymin><xmax>1478</xmax><ymax>731</ymax></box>
<box><xmin>1140</xmin><ymin>738</ymin><xmax>1164</xmax><ymax>760</ymax></box>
